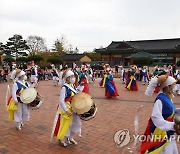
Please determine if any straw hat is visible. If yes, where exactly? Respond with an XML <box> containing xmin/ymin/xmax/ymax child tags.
<box><xmin>71</xmin><ymin>93</ymin><xmax>93</xmax><ymax>114</ymax></box>
<box><xmin>20</xmin><ymin>88</ymin><xmax>37</xmax><ymax>104</ymax></box>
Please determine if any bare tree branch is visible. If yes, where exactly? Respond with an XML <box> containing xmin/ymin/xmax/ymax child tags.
<box><xmin>27</xmin><ymin>35</ymin><xmax>47</xmax><ymax>55</ymax></box>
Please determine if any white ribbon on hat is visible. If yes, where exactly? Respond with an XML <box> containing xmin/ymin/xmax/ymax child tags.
<box><xmin>16</xmin><ymin>71</ymin><xmax>25</xmax><ymax>78</ymax></box>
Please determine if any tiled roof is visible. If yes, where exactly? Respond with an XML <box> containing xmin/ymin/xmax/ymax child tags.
<box><xmin>96</xmin><ymin>38</ymin><xmax>180</xmax><ymax>53</ymax></box>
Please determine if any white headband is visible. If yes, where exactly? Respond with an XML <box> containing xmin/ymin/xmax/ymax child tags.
<box><xmin>161</xmin><ymin>76</ymin><xmax>176</xmax><ymax>88</ymax></box>
<box><xmin>64</xmin><ymin>70</ymin><xmax>74</xmax><ymax>79</ymax></box>
<box><xmin>145</xmin><ymin>76</ymin><xmax>176</xmax><ymax>96</ymax></box>
<box><xmin>16</xmin><ymin>71</ymin><xmax>25</xmax><ymax>78</ymax></box>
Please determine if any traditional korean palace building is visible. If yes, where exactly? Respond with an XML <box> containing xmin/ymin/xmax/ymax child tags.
<box><xmin>95</xmin><ymin>38</ymin><xmax>180</xmax><ymax>66</ymax></box>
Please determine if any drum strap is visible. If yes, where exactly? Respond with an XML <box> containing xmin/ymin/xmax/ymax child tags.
<box><xmin>16</xmin><ymin>81</ymin><xmax>29</xmax><ymax>89</ymax></box>
<box><xmin>63</xmin><ymin>83</ymin><xmax>78</xmax><ymax>94</ymax></box>
<box><xmin>16</xmin><ymin>81</ymin><xmax>29</xmax><ymax>103</ymax></box>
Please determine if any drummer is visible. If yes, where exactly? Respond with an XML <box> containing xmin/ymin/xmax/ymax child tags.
<box><xmin>8</xmin><ymin>69</ymin><xmax>30</xmax><ymax>130</ymax></box>
<box><xmin>52</xmin><ymin>69</ymin><xmax>84</xmax><ymax>147</ymax></box>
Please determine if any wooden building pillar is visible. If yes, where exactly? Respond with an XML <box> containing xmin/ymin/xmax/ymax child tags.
<box><xmin>173</xmin><ymin>54</ymin><xmax>176</xmax><ymax>65</ymax></box>
<box><xmin>130</xmin><ymin>58</ymin><xmax>134</xmax><ymax>65</ymax></box>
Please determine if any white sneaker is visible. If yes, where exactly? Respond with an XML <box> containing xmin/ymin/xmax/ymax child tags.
<box><xmin>68</xmin><ymin>138</ymin><xmax>77</xmax><ymax>145</ymax></box>
<box><xmin>21</xmin><ymin>122</ymin><xmax>24</xmax><ymax>127</ymax></box>
<box><xmin>59</xmin><ymin>140</ymin><xmax>68</xmax><ymax>147</ymax></box>
<box><xmin>16</xmin><ymin>126</ymin><xmax>21</xmax><ymax>130</ymax></box>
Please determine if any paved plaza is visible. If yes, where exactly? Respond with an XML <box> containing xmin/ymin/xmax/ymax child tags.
<box><xmin>0</xmin><ymin>79</ymin><xmax>180</xmax><ymax>154</ymax></box>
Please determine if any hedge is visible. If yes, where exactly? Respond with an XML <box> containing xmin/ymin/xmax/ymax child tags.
<box><xmin>47</xmin><ymin>57</ymin><xmax>62</xmax><ymax>64</ymax></box>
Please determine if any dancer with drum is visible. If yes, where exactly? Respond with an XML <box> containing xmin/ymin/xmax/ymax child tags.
<box><xmin>7</xmin><ymin>69</ymin><xmax>30</xmax><ymax>130</ymax></box>
<box><xmin>140</xmin><ymin>75</ymin><xmax>179</xmax><ymax>154</ymax></box>
<box><xmin>51</xmin><ymin>69</ymin><xmax>84</xmax><ymax>147</ymax></box>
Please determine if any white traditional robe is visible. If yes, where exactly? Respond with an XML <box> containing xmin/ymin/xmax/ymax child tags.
<box><xmin>151</xmin><ymin>99</ymin><xmax>178</xmax><ymax>154</ymax></box>
<box><xmin>59</xmin><ymin>84</ymin><xmax>84</xmax><ymax>138</ymax></box>
<box><xmin>12</xmin><ymin>80</ymin><xmax>30</xmax><ymax>124</ymax></box>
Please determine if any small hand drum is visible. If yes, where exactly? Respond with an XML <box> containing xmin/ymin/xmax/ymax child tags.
<box><xmin>71</xmin><ymin>93</ymin><xmax>97</xmax><ymax>121</ymax></box>
<box><xmin>28</xmin><ymin>93</ymin><xmax>43</xmax><ymax>110</ymax></box>
<box><xmin>79</xmin><ymin>103</ymin><xmax>97</xmax><ymax>121</ymax></box>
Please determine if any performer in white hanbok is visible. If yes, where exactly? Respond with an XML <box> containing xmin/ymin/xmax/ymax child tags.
<box><xmin>140</xmin><ymin>75</ymin><xmax>179</xmax><ymax>154</ymax></box>
<box><xmin>51</xmin><ymin>69</ymin><xmax>84</xmax><ymax>147</ymax></box>
<box><xmin>51</xmin><ymin>64</ymin><xmax>60</xmax><ymax>86</ymax></box>
<box><xmin>10</xmin><ymin>63</ymin><xmax>17</xmax><ymax>82</ymax></box>
<box><xmin>30</xmin><ymin>61</ymin><xmax>38</xmax><ymax>87</ymax></box>
<box><xmin>7</xmin><ymin>70</ymin><xmax>31</xmax><ymax>130</ymax></box>
<box><xmin>58</xmin><ymin>68</ymin><xmax>64</xmax><ymax>87</ymax></box>
<box><xmin>120</xmin><ymin>66</ymin><xmax>126</xmax><ymax>84</ymax></box>
<box><xmin>142</xmin><ymin>66</ymin><xmax>149</xmax><ymax>85</ymax></box>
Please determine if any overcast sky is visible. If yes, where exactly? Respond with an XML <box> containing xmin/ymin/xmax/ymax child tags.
<box><xmin>1</xmin><ymin>0</ymin><xmax>180</xmax><ymax>53</ymax></box>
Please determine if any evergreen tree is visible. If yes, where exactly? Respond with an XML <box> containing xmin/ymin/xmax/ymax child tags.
<box><xmin>0</xmin><ymin>42</ymin><xmax>4</xmax><ymax>51</ymax></box>
<box><xmin>4</xmin><ymin>34</ymin><xmax>29</xmax><ymax>58</ymax></box>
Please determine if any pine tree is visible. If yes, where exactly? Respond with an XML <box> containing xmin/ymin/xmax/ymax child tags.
<box><xmin>4</xmin><ymin>34</ymin><xmax>29</xmax><ymax>58</ymax></box>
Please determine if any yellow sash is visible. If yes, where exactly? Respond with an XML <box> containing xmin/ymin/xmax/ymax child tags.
<box><xmin>56</xmin><ymin>92</ymin><xmax>75</xmax><ymax>140</ymax></box>
<box><xmin>127</xmin><ymin>76</ymin><xmax>135</xmax><ymax>90</ymax></box>
<box><xmin>6</xmin><ymin>88</ymin><xmax>24</xmax><ymax>121</ymax></box>
<box><xmin>101</xmin><ymin>74</ymin><xmax>107</xmax><ymax>88</ymax></box>
<box><xmin>56</xmin><ymin>102</ymin><xmax>72</xmax><ymax>140</ymax></box>
<box><xmin>6</xmin><ymin>98</ymin><xmax>18</xmax><ymax>121</ymax></box>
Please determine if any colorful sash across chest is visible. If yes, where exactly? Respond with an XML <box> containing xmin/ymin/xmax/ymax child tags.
<box><xmin>140</xmin><ymin>93</ymin><xmax>176</xmax><ymax>154</ymax></box>
<box><xmin>16</xmin><ymin>81</ymin><xmax>28</xmax><ymax>94</ymax></box>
